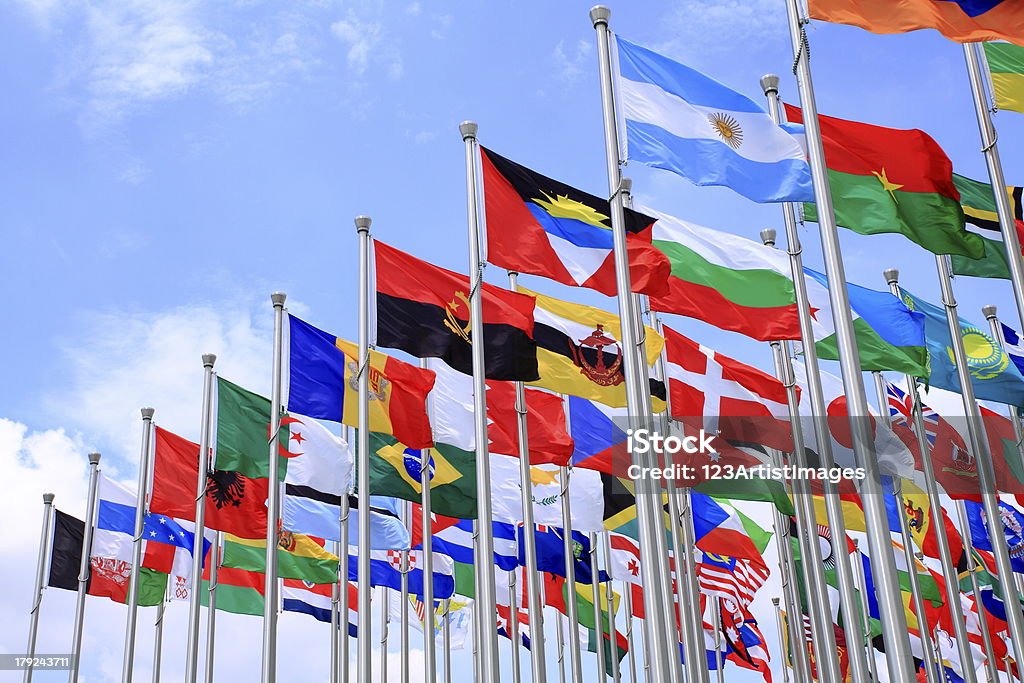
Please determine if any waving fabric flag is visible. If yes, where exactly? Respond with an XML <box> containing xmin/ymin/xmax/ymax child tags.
<box><xmin>417</xmin><ymin>515</ymin><xmax>518</xmax><ymax>571</ymax></box>
<box><xmin>517</xmin><ymin>525</ymin><xmax>609</xmax><ymax>585</ymax></box>
<box><xmin>986</xmin><ymin>42</ymin><xmax>1024</xmax><ymax>112</ymax></box>
<box><xmin>964</xmin><ymin>500</ymin><xmax>1024</xmax><ymax>573</ymax></box>
<box><xmin>808</xmin><ymin>0</ymin><xmax>1024</xmax><ymax>45</ymax></box>
<box><xmin>614</xmin><ymin>37</ymin><xmax>813</xmax><ymax>203</ymax></box>
<box><xmin>480</xmin><ymin>147</ymin><xmax>670</xmax><ymax>296</ymax></box>
<box><xmin>221</xmin><ymin>532</ymin><xmax>339</xmax><ymax>584</ymax></box>
<box><xmin>567</xmin><ymin>397</ymin><xmax>627</xmax><ymax>474</ymax></box>
<box><xmin>950</xmin><ymin>173</ymin><xmax>1024</xmax><ymax>280</ymax></box>
<box><xmin>346</xmin><ymin>549</ymin><xmax>456</xmax><ymax>599</ymax></box>
<box><xmin>489</xmin><ymin>454</ymin><xmax>605</xmax><ymax>532</ymax></box>
<box><xmin>283</xmin><ymin>579</ymin><xmax>358</xmax><ymax>636</ymax></box>
<box><xmin>1000</xmin><ymin>322</ymin><xmax>1024</xmax><ymax>376</ymax></box>
<box><xmin>690</xmin><ymin>491</ymin><xmax>766</xmax><ymax>565</ymax></box>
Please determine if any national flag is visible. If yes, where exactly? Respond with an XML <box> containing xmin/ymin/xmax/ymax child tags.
<box><xmin>1000</xmin><ymin>322</ymin><xmax>1024</xmax><ymax>376</ymax></box>
<box><xmin>412</xmin><ymin>513</ymin><xmax>518</xmax><ymax>571</ymax></box>
<box><xmin>586</xmin><ymin>622</ymin><xmax>630</xmax><ymax>678</ymax></box>
<box><xmin>808</xmin><ymin>0</ymin><xmax>1024</xmax><ymax>45</ymax></box>
<box><xmin>697</xmin><ymin>551</ymin><xmax>771</xmax><ymax>612</ymax></box>
<box><xmin>221</xmin><ymin>531</ymin><xmax>339</xmax><ymax>584</ymax></box>
<box><xmin>373</xmin><ymin>240</ymin><xmax>538</xmax><ymax>381</ymax></box>
<box><xmin>282</xmin><ymin>579</ymin><xmax>359</xmax><ymax>636</ymax></box>
<box><xmin>987</xmin><ymin>42</ymin><xmax>1024</xmax><ymax>112</ymax></box>
<box><xmin>485</xmin><ymin>381</ymin><xmax>573</xmax><ymax>466</ymax></box>
<box><xmin>712</xmin><ymin>599</ymin><xmax>774</xmax><ymax>682</ymax></box>
<box><xmin>964</xmin><ymin>499</ymin><xmax>1024</xmax><ymax>573</ymax></box>
<box><xmin>489</xmin><ymin>453</ymin><xmax>605</xmax><ymax>532</ymax></box>
<box><xmin>614</xmin><ymin>37</ymin><xmax>813</xmax><ymax>203</ymax></box>
<box><xmin>981</xmin><ymin>404</ymin><xmax>1024</xmax><ymax>495</ymax></box>
<box><xmin>566</xmin><ymin>397</ymin><xmax>628</xmax><ymax>474</ymax></box>
<box><xmin>47</xmin><ymin>509</ymin><xmax>85</xmax><ymax>592</ymax></box>
<box><xmin>949</xmin><ymin>173</ymin><xmax>1024</xmax><ymax>280</ymax></box>
<box><xmin>788</xmin><ymin>104</ymin><xmax>985</xmax><ymax>259</ymax></box>
<box><xmin>149</xmin><ymin>425</ymin><xmax>269</xmax><ymax>539</ymax></box>
<box><xmin>202</xmin><ymin>563</ymin><xmax>264</xmax><ymax>616</ymax></box>
<box><xmin>522</xmin><ymin>287</ymin><xmax>665</xmax><ymax>408</ymax></box>
<box><xmin>518</xmin><ymin>525</ymin><xmax>608</xmax><ymax>585</ymax></box>
<box><xmin>479</xmin><ymin>146</ymin><xmax>670</xmax><ymax>296</ymax></box>
<box><xmin>902</xmin><ymin>287</ymin><xmax>1024</xmax><ymax>406</ymax></box>
<box><xmin>690</xmin><ymin>492</ymin><xmax>768</xmax><ymax>566</ymax></box>
<box><xmin>605</xmin><ymin>532</ymin><xmax>644</xmax><ymax>585</ymax></box>
<box><xmin>287</xmin><ymin>314</ymin><xmax>435</xmax><ymax>448</ymax></box>
<box><xmin>543</xmin><ymin>571</ymin><xmax>620</xmax><ymax>633</ymax></box>
<box><xmin>663</xmin><ymin>324</ymin><xmax>794</xmax><ymax>452</ymax></box>
<box><xmin>642</xmin><ymin>206</ymin><xmax>801</xmax><ymax>341</ymax></box>
<box><xmin>805</xmin><ymin>267</ymin><xmax>929</xmax><ymax>377</ymax></box>
<box><xmin>678</xmin><ymin>439</ymin><xmax>794</xmax><ymax>513</ymax></box>
<box><xmin>215</xmin><ymin>376</ymin><xmax>290</xmax><ymax>480</ymax></box>
<box><xmin>363</xmin><ymin>432</ymin><xmax>476</xmax><ymax>519</ymax></box>
<box><xmin>346</xmin><ymin>548</ymin><xmax>456</xmax><ymax>599</ymax></box>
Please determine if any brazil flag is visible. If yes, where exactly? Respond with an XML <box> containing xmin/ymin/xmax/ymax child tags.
<box><xmin>359</xmin><ymin>432</ymin><xmax>477</xmax><ymax>519</ymax></box>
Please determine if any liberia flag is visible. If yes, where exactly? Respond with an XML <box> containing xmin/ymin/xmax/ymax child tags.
<box><xmin>480</xmin><ymin>146</ymin><xmax>670</xmax><ymax>297</ymax></box>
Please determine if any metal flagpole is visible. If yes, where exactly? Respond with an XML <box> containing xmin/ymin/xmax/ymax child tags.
<box><xmin>506</xmin><ymin>270</ymin><xmax>549</xmax><ymax>683</ymax></box>
<box><xmin>204</xmin><ymin>532</ymin><xmax>222</xmax><ymax>683</ymax></box>
<box><xmin>508</xmin><ymin>570</ymin><xmax>522</xmax><ymax>683</ymax></box>
<box><xmin>884</xmin><ymin>268</ymin><xmax>979</xmax><ymax>683</ymax></box>
<box><xmin>152</xmin><ymin>583</ymin><xmax>167</xmax><ymax>683</ymax></box>
<box><xmin>768</xmin><ymin>477</ymin><xmax>814</xmax><ymax>683</ymax></box>
<box><xmin>458</xmin><ymin>120</ymin><xmax>501</xmax><ymax>682</ymax></box>
<box><xmin>442</xmin><ymin>600</ymin><xmax>452</xmax><ymax>683</ymax></box>
<box><xmin>69</xmin><ymin>452</ymin><xmax>101</xmax><ymax>683</ymax></box>
<box><xmin>380</xmin><ymin>587</ymin><xmax>389</xmax><ymax>682</ymax></box>
<box><xmin>588</xmin><ymin>533</ymin><xmax>607</xmax><ymax>681</ymax></box>
<box><xmin>555</xmin><ymin>612</ymin><xmax>567</xmax><ymax>683</ymax></box>
<box><xmin>935</xmin><ymin>253</ymin><xmax>1024</xmax><ymax>667</ymax></box>
<box><xmin>771</xmin><ymin>598</ymin><xmax>791</xmax><ymax>683</ymax></box>
<box><xmin>330</xmin><ymin>542</ymin><xmax>340</xmax><ymax>683</ymax></box>
<box><xmin>954</xmin><ymin>500</ymin><xmax>1001</xmax><ymax>683</ymax></box>
<box><xmin>418</xmin><ymin>359</ymin><xmax>437</xmax><ymax>683</ymax></box>
<box><xmin>339</xmin><ymin>449</ymin><xmax>351</xmax><ymax>683</ymax></box>
<box><xmin>589</xmin><ymin>10</ymin><xmax>676</xmax><ymax>682</ymax></box>
<box><xmin>122</xmin><ymin>408</ymin><xmax>155</xmax><ymax>683</ymax></box>
<box><xmin>783</xmin><ymin>3</ymin><xmax>916</xmax><ymax>680</ymax></box>
<box><xmin>400</xmin><ymin>506</ymin><xmax>410</xmax><ymax>683</ymax></box>
<box><xmin>600</xmin><ymin>535</ymin><xmax>621</xmax><ymax>683</ymax></box>
<box><xmin>355</xmin><ymin>215</ymin><xmax>373</xmax><ymax>683</ymax></box>
<box><xmin>852</xmin><ymin>540</ymin><xmax>880</xmax><ymax>683</ymax></box>
<box><xmin>712</xmin><ymin>596</ymin><xmax>725</xmax><ymax>683</ymax></box>
<box><xmin>964</xmin><ymin>43</ymin><xmax>1024</xmax><ymax>330</ymax></box>
<box><xmin>186</xmin><ymin>354</ymin><xmax>216</xmax><ymax>683</ymax></box>
<box><xmin>558</xmin><ymin>461</ymin><xmax>584</xmax><ymax>683</ymax></box>
<box><xmin>768</xmin><ymin>339</ymin><xmax>842</xmax><ymax>683</ymax></box>
<box><xmin>619</xmin><ymin>581</ymin><xmax>637</xmax><ymax>683</ymax></box>
<box><xmin>24</xmin><ymin>492</ymin><xmax>55</xmax><ymax>683</ymax></box>
<box><xmin>871</xmin><ymin>372</ymin><xmax>940</xmax><ymax>683</ymax></box>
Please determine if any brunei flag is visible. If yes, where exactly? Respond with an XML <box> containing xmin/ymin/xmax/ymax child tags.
<box><xmin>522</xmin><ymin>287</ymin><xmax>665</xmax><ymax>408</ymax></box>
<box><xmin>287</xmin><ymin>314</ymin><xmax>435</xmax><ymax>449</ymax></box>
<box><xmin>809</xmin><ymin>0</ymin><xmax>1024</xmax><ymax>45</ymax></box>
<box><xmin>374</xmin><ymin>241</ymin><xmax>539</xmax><ymax>382</ymax></box>
<box><xmin>480</xmin><ymin>147</ymin><xmax>671</xmax><ymax>297</ymax></box>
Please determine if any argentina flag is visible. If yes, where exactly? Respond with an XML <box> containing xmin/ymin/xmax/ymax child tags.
<box><xmin>614</xmin><ymin>37</ymin><xmax>814</xmax><ymax>203</ymax></box>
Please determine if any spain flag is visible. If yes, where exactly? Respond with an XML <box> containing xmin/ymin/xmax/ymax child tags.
<box><xmin>810</xmin><ymin>0</ymin><xmax>1024</xmax><ymax>45</ymax></box>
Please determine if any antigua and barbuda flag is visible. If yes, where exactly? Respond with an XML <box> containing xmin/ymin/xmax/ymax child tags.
<box><xmin>614</xmin><ymin>36</ymin><xmax>813</xmax><ymax>204</ymax></box>
<box><xmin>480</xmin><ymin>146</ymin><xmax>671</xmax><ymax>297</ymax></box>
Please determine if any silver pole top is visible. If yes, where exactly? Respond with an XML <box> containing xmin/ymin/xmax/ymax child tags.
<box><xmin>982</xmin><ymin>304</ymin><xmax>998</xmax><ymax>320</ymax></box>
<box><xmin>760</xmin><ymin>228</ymin><xmax>777</xmax><ymax>246</ymax></box>
<box><xmin>271</xmin><ymin>291</ymin><xmax>287</xmax><ymax>307</ymax></box>
<box><xmin>43</xmin><ymin>492</ymin><xmax>55</xmax><ymax>504</ymax></box>
<box><xmin>883</xmin><ymin>268</ymin><xmax>900</xmax><ymax>285</ymax></box>
<box><xmin>141</xmin><ymin>407</ymin><xmax>155</xmax><ymax>420</ymax></box>
<box><xmin>771</xmin><ymin>597</ymin><xmax>780</xmax><ymax>606</ymax></box>
<box><xmin>202</xmin><ymin>353</ymin><xmax>217</xmax><ymax>368</ymax></box>
<box><xmin>88</xmin><ymin>452</ymin><xmax>101</xmax><ymax>465</ymax></box>
<box><xmin>760</xmin><ymin>74</ymin><xmax>780</xmax><ymax>95</ymax></box>
<box><xmin>458</xmin><ymin>121</ymin><xmax>478</xmax><ymax>141</ymax></box>
<box><xmin>621</xmin><ymin>177</ymin><xmax>632</xmax><ymax>195</ymax></box>
<box><xmin>590</xmin><ymin>5</ymin><xmax>610</xmax><ymax>26</ymax></box>
<box><xmin>354</xmin><ymin>215</ymin><xmax>372</xmax><ymax>233</ymax></box>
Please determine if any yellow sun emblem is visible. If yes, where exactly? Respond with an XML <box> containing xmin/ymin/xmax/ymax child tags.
<box><xmin>531</xmin><ymin>191</ymin><xmax>610</xmax><ymax>229</ymax></box>
<box><xmin>947</xmin><ymin>327</ymin><xmax>1008</xmax><ymax>380</ymax></box>
<box><xmin>708</xmin><ymin>112</ymin><xmax>743</xmax><ymax>149</ymax></box>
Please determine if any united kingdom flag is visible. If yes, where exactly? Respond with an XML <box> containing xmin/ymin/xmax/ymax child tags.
<box><xmin>886</xmin><ymin>381</ymin><xmax>940</xmax><ymax>446</ymax></box>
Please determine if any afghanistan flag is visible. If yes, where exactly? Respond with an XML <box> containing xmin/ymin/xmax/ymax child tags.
<box><xmin>787</xmin><ymin>104</ymin><xmax>985</xmax><ymax>259</ymax></box>
<box><xmin>987</xmin><ymin>42</ymin><xmax>1024</xmax><ymax>112</ymax></box>
<box><xmin>809</xmin><ymin>0</ymin><xmax>1024</xmax><ymax>45</ymax></box>
<box><xmin>480</xmin><ymin>146</ymin><xmax>670</xmax><ymax>297</ymax></box>
<box><xmin>361</xmin><ymin>432</ymin><xmax>477</xmax><ymax>519</ymax></box>
<box><xmin>374</xmin><ymin>240</ymin><xmax>538</xmax><ymax>382</ymax></box>
<box><xmin>288</xmin><ymin>313</ymin><xmax>435</xmax><ymax>448</ymax></box>
<box><xmin>950</xmin><ymin>173</ymin><xmax>1024</xmax><ymax>280</ymax></box>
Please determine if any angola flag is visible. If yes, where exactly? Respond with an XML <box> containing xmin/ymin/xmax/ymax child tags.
<box><xmin>480</xmin><ymin>146</ymin><xmax>670</xmax><ymax>297</ymax></box>
<box><xmin>360</xmin><ymin>432</ymin><xmax>477</xmax><ymax>519</ymax></box>
<box><xmin>374</xmin><ymin>241</ymin><xmax>538</xmax><ymax>382</ymax></box>
<box><xmin>522</xmin><ymin>287</ymin><xmax>666</xmax><ymax>409</ymax></box>
<box><xmin>986</xmin><ymin>42</ymin><xmax>1024</xmax><ymax>112</ymax></box>
<box><xmin>809</xmin><ymin>0</ymin><xmax>1024</xmax><ymax>46</ymax></box>
<box><xmin>950</xmin><ymin>172</ymin><xmax>1024</xmax><ymax>280</ymax></box>
<box><xmin>787</xmin><ymin>104</ymin><xmax>985</xmax><ymax>259</ymax></box>
<box><xmin>288</xmin><ymin>314</ymin><xmax>435</xmax><ymax>448</ymax></box>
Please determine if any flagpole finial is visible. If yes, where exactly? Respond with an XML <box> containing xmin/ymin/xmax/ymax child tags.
<box><xmin>355</xmin><ymin>215</ymin><xmax>372</xmax><ymax>233</ymax></box>
<box><xmin>141</xmin><ymin>407</ymin><xmax>155</xmax><ymax>420</ymax></box>
<box><xmin>621</xmin><ymin>177</ymin><xmax>632</xmax><ymax>194</ymax></box>
<box><xmin>88</xmin><ymin>452</ymin><xmax>101</xmax><ymax>465</ymax></box>
<box><xmin>43</xmin><ymin>492</ymin><xmax>55</xmax><ymax>504</ymax></box>
<box><xmin>883</xmin><ymin>268</ymin><xmax>900</xmax><ymax>286</ymax></box>
<box><xmin>982</xmin><ymin>304</ymin><xmax>998</xmax><ymax>320</ymax></box>
<box><xmin>771</xmin><ymin>597</ymin><xmax>780</xmax><ymax>606</ymax></box>
<box><xmin>760</xmin><ymin>74</ymin><xmax>780</xmax><ymax>96</ymax></box>
<box><xmin>202</xmin><ymin>353</ymin><xmax>217</xmax><ymax>368</ymax></box>
<box><xmin>760</xmin><ymin>228</ymin><xmax>777</xmax><ymax>246</ymax></box>
<box><xmin>271</xmin><ymin>292</ymin><xmax>287</xmax><ymax>307</ymax></box>
<box><xmin>590</xmin><ymin>6</ymin><xmax>610</xmax><ymax>26</ymax></box>
<box><xmin>458</xmin><ymin>121</ymin><xmax>477</xmax><ymax>141</ymax></box>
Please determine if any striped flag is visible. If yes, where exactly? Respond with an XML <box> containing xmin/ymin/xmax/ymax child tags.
<box><xmin>282</xmin><ymin>579</ymin><xmax>358</xmax><ymax>636</ymax></box>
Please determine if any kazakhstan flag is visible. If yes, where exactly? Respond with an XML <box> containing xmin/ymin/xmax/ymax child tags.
<box><xmin>902</xmin><ymin>289</ymin><xmax>1024</xmax><ymax>407</ymax></box>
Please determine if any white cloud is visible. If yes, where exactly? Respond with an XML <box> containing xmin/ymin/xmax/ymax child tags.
<box><xmin>331</xmin><ymin>12</ymin><xmax>384</xmax><ymax>77</ymax></box>
<box><xmin>552</xmin><ymin>39</ymin><xmax>593</xmax><ymax>85</ymax></box>
<box><xmin>655</xmin><ymin>0</ymin><xmax>787</xmax><ymax>63</ymax></box>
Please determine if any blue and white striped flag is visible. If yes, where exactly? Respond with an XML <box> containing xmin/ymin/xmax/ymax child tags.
<box><xmin>429</xmin><ymin>518</ymin><xmax>519</xmax><ymax>571</ymax></box>
<box><xmin>614</xmin><ymin>37</ymin><xmax>813</xmax><ymax>204</ymax></box>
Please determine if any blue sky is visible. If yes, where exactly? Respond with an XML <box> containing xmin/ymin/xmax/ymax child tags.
<box><xmin>2</xmin><ymin>1</ymin><xmax>1023</xmax><ymax>681</ymax></box>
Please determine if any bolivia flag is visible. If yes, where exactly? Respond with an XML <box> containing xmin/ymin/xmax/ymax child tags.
<box><xmin>809</xmin><ymin>0</ymin><xmax>1024</xmax><ymax>46</ymax></box>
<box><xmin>287</xmin><ymin>313</ymin><xmax>436</xmax><ymax>449</ymax></box>
<box><xmin>374</xmin><ymin>241</ymin><xmax>538</xmax><ymax>382</ymax></box>
<box><xmin>221</xmin><ymin>532</ymin><xmax>339</xmax><ymax>585</ymax></box>
<box><xmin>787</xmin><ymin>104</ymin><xmax>985</xmax><ymax>260</ymax></box>
<box><xmin>987</xmin><ymin>42</ymin><xmax>1024</xmax><ymax>112</ymax></box>
<box><xmin>480</xmin><ymin>146</ymin><xmax>670</xmax><ymax>297</ymax></box>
